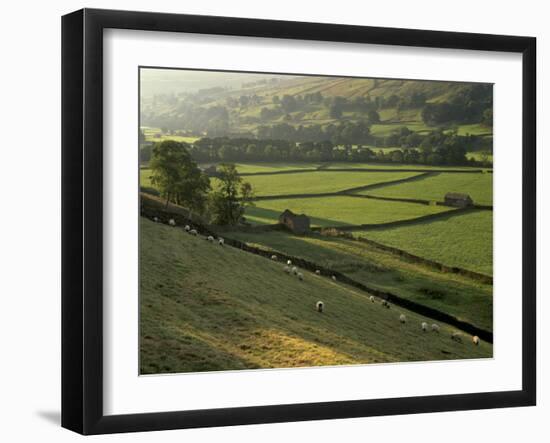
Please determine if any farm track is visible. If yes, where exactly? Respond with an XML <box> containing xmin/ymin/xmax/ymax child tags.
<box><xmin>139</xmin><ymin>207</ymin><xmax>493</xmax><ymax>343</ymax></box>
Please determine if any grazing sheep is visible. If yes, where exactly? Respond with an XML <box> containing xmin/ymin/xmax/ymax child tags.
<box><xmin>399</xmin><ymin>314</ymin><xmax>407</xmax><ymax>324</ymax></box>
<box><xmin>291</xmin><ymin>266</ymin><xmax>298</xmax><ymax>275</ymax></box>
<box><xmin>316</xmin><ymin>301</ymin><xmax>324</xmax><ymax>313</ymax></box>
<box><xmin>451</xmin><ymin>332</ymin><xmax>463</xmax><ymax>343</ymax></box>
<box><xmin>189</xmin><ymin>229</ymin><xmax>198</xmax><ymax>236</ymax></box>
<box><xmin>332</xmin><ymin>275</ymin><xmax>337</xmax><ymax>282</ymax></box>
<box><xmin>168</xmin><ymin>218</ymin><xmax>176</xmax><ymax>227</ymax></box>
<box><xmin>315</xmin><ymin>270</ymin><xmax>321</xmax><ymax>276</ymax></box>
<box><xmin>287</xmin><ymin>260</ymin><xmax>292</xmax><ymax>266</ymax></box>
<box><xmin>271</xmin><ymin>255</ymin><xmax>278</xmax><ymax>261</ymax></box>
<box><xmin>218</xmin><ymin>237</ymin><xmax>224</xmax><ymax>246</ymax></box>
<box><xmin>153</xmin><ymin>216</ymin><xmax>159</xmax><ymax>223</ymax></box>
<box><xmin>421</xmin><ymin>322</ymin><xmax>428</xmax><ymax>332</ymax></box>
<box><xmin>283</xmin><ymin>265</ymin><xmax>291</xmax><ymax>274</ymax></box>
<box><xmin>369</xmin><ymin>295</ymin><xmax>375</xmax><ymax>303</ymax></box>
<box><xmin>381</xmin><ymin>300</ymin><xmax>391</xmax><ymax>309</ymax></box>
<box><xmin>184</xmin><ymin>225</ymin><xmax>191</xmax><ymax>231</ymax></box>
<box><xmin>297</xmin><ymin>272</ymin><xmax>304</xmax><ymax>281</ymax></box>
<box><xmin>207</xmin><ymin>235</ymin><xmax>214</xmax><ymax>242</ymax></box>
<box><xmin>431</xmin><ymin>323</ymin><xmax>440</xmax><ymax>333</ymax></box>
<box><xmin>472</xmin><ymin>335</ymin><xmax>480</xmax><ymax>346</ymax></box>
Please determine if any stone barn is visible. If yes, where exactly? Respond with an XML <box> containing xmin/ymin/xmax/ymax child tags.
<box><xmin>444</xmin><ymin>192</ymin><xmax>474</xmax><ymax>208</ymax></box>
<box><xmin>279</xmin><ymin>209</ymin><xmax>311</xmax><ymax>234</ymax></box>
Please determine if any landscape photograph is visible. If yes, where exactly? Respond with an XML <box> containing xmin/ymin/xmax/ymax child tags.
<box><xmin>138</xmin><ymin>68</ymin><xmax>494</xmax><ymax>375</ymax></box>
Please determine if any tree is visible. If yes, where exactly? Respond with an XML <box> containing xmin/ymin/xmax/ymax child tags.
<box><xmin>208</xmin><ymin>163</ymin><xmax>254</xmax><ymax>225</ymax></box>
<box><xmin>329</xmin><ymin>103</ymin><xmax>343</xmax><ymax>119</ymax></box>
<box><xmin>149</xmin><ymin>140</ymin><xmax>210</xmax><ymax>212</ymax></box>
<box><xmin>367</xmin><ymin>110</ymin><xmax>381</xmax><ymax>124</ymax></box>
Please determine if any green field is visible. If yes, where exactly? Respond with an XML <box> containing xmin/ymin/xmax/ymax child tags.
<box><xmin>234</xmin><ymin>171</ymin><xmax>424</xmax><ymax>197</ymax></box>
<box><xmin>353</xmin><ymin>210</ymin><xmax>493</xmax><ymax>275</ymax></box>
<box><xmin>324</xmin><ymin>162</ymin><xmax>488</xmax><ymax>171</ymax></box>
<box><xmin>244</xmin><ymin>196</ymin><xmax>453</xmax><ymax>227</ymax></box>
<box><xmin>370</xmin><ymin>121</ymin><xmax>433</xmax><ymax>136</ymax></box>
<box><xmin>467</xmin><ymin>151</ymin><xmax>493</xmax><ymax>163</ymax></box>
<box><xmin>140</xmin><ymin>168</ymin><xmax>154</xmax><ymax>188</ymax></box>
<box><xmin>140</xmin><ymin>217</ymin><xmax>491</xmax><ymax>374</ymax></box>
<box><xmin>355</xmin><ymin>172</ymin><xmax>493</xmax><ymax>205</ymax></box>
<box><xmin>455</xmin><ymin>123</ymin><xmax>493</xmax><ymax>136</ymax></box>
<box><xmin>233</xmin><ymin>163</ymin><xmax>320</xmax><ymax>174</ymax></box>
<box><xmin>142</xmin><ymin>127</ymin><xmax>200</xmax><ymax>144</ymax></box>
<box><xmin>226</xmin><ymin>230</ymin><xmax>493</xmax><ymax>332</ymax></box>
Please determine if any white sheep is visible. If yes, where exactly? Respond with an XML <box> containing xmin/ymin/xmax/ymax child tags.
<box><xmin>332</xmin><ymin>275</ymin><xmax>337</xmax><ymax>282</ymax></box>
<box><xmin>316</xmin><ymin>301</ymin><xmax>324</xmax><ymax>313</ymax></box>
<box><xmin>168</xmin><ymin>218</ymin><xmax>176</xmax><ymax>227</ymax></box>
<box><xmin>369</xmin><ymin>295</ymin><xmax>375</xmax><ymax>303</ymax></box>
<box><xmin>207</xmin><ymin>235</ymin><xmax>214</xmax><ymax>242</ymax></box>
<box><xmin>472</xmin><ymin>335</ymin><xmax>480</xmax><ymax>346</ymax></box>
<box><xmin>184</xmin><ymin>225</ymin><xmax>191</xmax><ymax>231</ymax></box>
<box><xmin>315</xmin><ymin>270</ymin><xmax>321</xmax><ymax>276</ymax></box>
<box><xmin>297</xmin><ymin>272</ymin><xmax>304</xmax><ymax>281</ymax></box>
<box><xmin>381</xmin><ymin>300</ymin><xmax>391</xmax><ymax>309</ymax></box>
<box><xmin>218</xmin><ymin>238</ymin><xmax>224</xmax><ymax>246</ymax></box>
<box><xmin>421</xmin><ymin>322</ymin><xmax>428</xmax><ymax>332</ymax></box>
<box><xmin>399</xmin><ymin>314</ymin><xmax>407</xmax><ymax>324</ymax></box>
<box><xmin>451</xmin><ymin>332</ymin><xmax>463</xmax><ymax>343</ymax></box>
<box><xmin>291</xmin><ymin>266</ymin><xmax>298</xmax><ymax>275</ymax></box>
<box><xmin>431</xmin><ymin>323</ymin><xmax>440</xmax><ymax>333</ymax></box>
<box><xmin>287</xmin><ymin>260</ymin><xmax>292</xmax><ymax>266</ymax></box>
<box><xmin>189</xmin><ymin>229</ymin><xmax>198</xmax><ymax>236</ymax></box>
<box><xmin>153</xmin><ymin>216</ymin><xmax>159</xmax><ymax>223</ymax></box>
<box><xmin>271</xmin><ymin>255</ymin><xmax>278</xmax><ymax>261</ymax></box>
<box><xmin>283</xmin><ymin>265</ymin><xmax>291</xmax><ymax>274</ymax></box>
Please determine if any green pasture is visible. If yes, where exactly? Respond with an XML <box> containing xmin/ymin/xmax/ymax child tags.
<box><xmin>353</xmin><ymin>210</ymin><xmax>493</xmax><ymax>275</ymax></box>
<box><xmin>226</xmin><ymin>230</ymin><xmax>493</xmax><ymax>332</ymax></box>
<box><xmin>233</xmin><ymin>163</ymin><xmax>320</xmax><ymax>174</ymax></box>
<box><xmin>237</xmin><ymin>171</ymin><xmax>423</xmax><ymax>197</ymax></box>
<box><xmin>140</xmin><ymin>217</ymin><xmax>491</xmax><ymax>374</ymax></box>
<box><xmin>244</xmin><ymin>196</ymin><xmax>453</xmax><ymax>227</ymax></box>
<box><xmin>357</xmin><ymin>172</ymin><xmax>493</xmax><ymax>205</ymax></box>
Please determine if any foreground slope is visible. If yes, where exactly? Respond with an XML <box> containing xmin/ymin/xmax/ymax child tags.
<box><xmin>140</xmin><ymin>217</ymin><xmax>491</xmax><ymax>374</ymax></box>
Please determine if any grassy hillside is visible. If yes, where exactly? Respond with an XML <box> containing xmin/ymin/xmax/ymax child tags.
<box><xmin>354</xmin><ymin>210</ymin><xmax>493</xmax><ymax>275</ymax></box>
<box><xmin>226</xmin><ymin>229</ymin><xmax>493</xmax><ymax>332</ymax></box>
<box><xmin>140</xmin><ymin>217</ymin><xmax>491</xmax><ymax>374</ymax></box>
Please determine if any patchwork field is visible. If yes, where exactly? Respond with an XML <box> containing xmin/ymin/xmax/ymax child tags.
<box><xmin>233</xmin><ymin>171</ymin><xmax>424</xmax><ymax>197</ymax></box>
<box><xmin>233</xmin><ymin>163</ymin><xmax>320</xmax><ymax>174</ymax></box>
<box><xmin>324</xmin><ymin>162</ymin><xmax>489</xmax><ymax>171</ymax></box>
<box><xmin>356</xmin><ymin>172</ymin><xmax>493</xmax><ymax>205</ymax></box>
<box><xmin>244</xmin><ymin>196</ymin><xmax>453</xmax><ymax>227</ymax></box>
<box><xmin>226</xmin><ymin>230</ymin><xmax>493</xmax><ymax>332</ymax></box>
<box><xmin>140</xmin><ymin>218</ymin><xmax>491</xmax><ymax>374</ymax></box>
<box><xmin>142</xmin><ymin>127</ymin><xmax>200</xmax><ymax>144</ymax></box>
<box><xmin>353</xmin><ymin>210</ymin><xmax>493</xmax><ymax>275</ymax></box>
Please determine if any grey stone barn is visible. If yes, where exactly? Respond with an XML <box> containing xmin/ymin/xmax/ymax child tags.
<box><xmin>444</xmin><ymin>192</ymin><xmax>474</xmax><ymax>207</ymax></box>
<box><xmin>279</xmin><ymin>209</ymin><xmax>311</xmax><ymax>234</ymax></box>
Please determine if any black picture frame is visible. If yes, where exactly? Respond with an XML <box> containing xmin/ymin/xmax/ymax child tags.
<box><xmin>62</xmin><ymin>8</ymin><xmax>537</xmax><ymax>435</ymax></box>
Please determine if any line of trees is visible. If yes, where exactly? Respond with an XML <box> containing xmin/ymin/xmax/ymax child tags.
<box><xmin>147</xmin><ymin>140</ymin><xmax>254</xmax><ymax>224</ymax></box>
<box><xmin>180</xmin><ymin>130</ymin><xmax>490</xmax><ymax>166</ymax></box>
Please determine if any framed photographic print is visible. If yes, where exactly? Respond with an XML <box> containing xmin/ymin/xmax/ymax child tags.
<box><xmin>62</xmin><ymin>8</ymin><xmax>536</xmax><ymax>435</ymax></box>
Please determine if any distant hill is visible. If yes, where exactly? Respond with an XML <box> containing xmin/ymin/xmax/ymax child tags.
<box><xmin>140</xmin><ymin>70</ymin><xmax>493</xmax><ymax>146</ymax></box>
